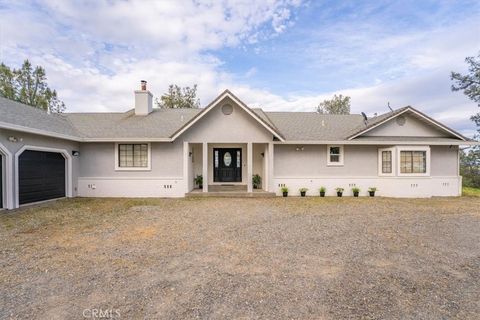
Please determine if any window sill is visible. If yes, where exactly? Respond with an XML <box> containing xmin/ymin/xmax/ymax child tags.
<box><xmin>327</xmin><ymin>163</ymin><xmax>344</xmax><ymax>167</ymax></box>
<box><xmin>397</xmin><ymin>173</ymin><xmax>429</xmax><ymax>177</ymax></box>
<box><xmin>115</xmin><ymin>167</ymin><xmax>151</xmax><ymax>172</ymax></box>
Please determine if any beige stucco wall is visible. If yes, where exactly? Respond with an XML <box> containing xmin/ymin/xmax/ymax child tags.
<box><xmin>365</xmin><ymin>114</ymin><xmax>449</xmax><ymax>137</ymax></box>
<box><xmin>79</xmin><ymin>141</ymin><xmax>183</xmax><ymax>178</ymax></box>
<box><xmin>430</xmin><ymin>145</ymin><xmax>459</xmax><ymax>176</ymax></box>
<box><xmin>274</xmin><ymin>144</ymin><xmax>379</xmax><ymax>177</ymax></box>
<box><xmin>274</xmin><ymin>144</ymin><xmax>459</xmax><ymax>178</ymax></box>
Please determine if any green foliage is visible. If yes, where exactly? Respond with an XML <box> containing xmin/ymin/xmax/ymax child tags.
<box><xmin>463</xmin><ymin>186</ymin><xmax>480</xmax><ymax>197</ymax></box>
<box><xmin>368</xmin><ymin>187</ymin><xmax>377</xmax><ymax>192</ymax></box>
<box><xmin>451</xmin><ymin>52</ymin><xmax>480</xmax><ymax>107</ymax></box>
<box><xmin>335</xmin><ymin>187</ymin><xmax>344</xmax><ymax>192</ymax></box>
<box><xmin>280</xmin><ymin>186</ymin><xmax>289</xmax><ymax>193</ymax></box>
<box><xmin>0</xmin><ymin>60</ymin><xmax>65</xmax><ymax>113</ymax></box>
<box><xmin>252</xmin><ymin>174</ymin><xmax>262</xmax><ymax>188</ymax></box>
<box><xmin>194</xmin><ymin>175</ymin><xmax>203</xmax><ymax>186</ymax></box>
<box><xmin>352</xmin><ymin>187</ymin><xmax>360</xmax><ymax>193</ymax></box>
<box><xmin>317</xmin><ymin>94</ymin><xmax>351</xmax><ymax>114</ymax></box>
<box><xmin>156</xmin><ymin>84</ymin><xmax>200</xmax><ymax>109</ymax></box>
<box><xmin>319</xmin><ymin>186</ymin><xmax>326</xmax><ymax>193</ymax></box>
<box><xmin>451</xmin><ymin>53</ymin><xmax>480</xmax><ymax>188</ymax></box>
<box><xmin>460</xmin><ymin>148</ymin><xmax>480</xmax><ymax>188</ymax></box>
<box><xmin>451</xmin><ymin>52</ymin><xmax>480</xmax><ymax>137</ymax></box>
<box><xmin>299</xmin><ymin>188</ymin><xmax>308</xmax><ymax>192</ymax></box>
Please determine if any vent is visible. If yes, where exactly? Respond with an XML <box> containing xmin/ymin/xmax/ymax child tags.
<box><xmin>222</xmin><ymin>104</ymin><xmax>233</xmax><ymax>115</ymax></box>
<box><xmin>396</xmin><ymin>115</ymin><xmax>406</xmax><ymax>126</ymax></box>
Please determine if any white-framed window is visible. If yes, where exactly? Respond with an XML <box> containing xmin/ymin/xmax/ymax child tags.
<box><xmin>397</xmin><ymin>146</ymin><xmax>430</xmax><ymax>176</ymax></box>
<box><xmin>327</xmin><ymin>145</ymin><xmax>344</xmax><ymax>166</ymax></box>
<box><xmin>115</xmin><ymin>143</ymin><xmax>151</xmax><ymax>171</ymax></box>
<box><xmin>378</xmin><ymin>147</ymin><xmax>396</xmax><ymax>176</ymax></box>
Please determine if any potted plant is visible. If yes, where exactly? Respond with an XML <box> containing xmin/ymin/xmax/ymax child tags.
<box><xmin>319</xmin><ymin>187</ymin><xmax>326</xmax><ymax>197</ymax></box>
<box><xmin>352</xmin><ymin>187</ymin><xmax>360</xmax><ymax>197</ymax></box>
<box><xmin>335</xmin><ymin>187</ymin><xmax>344</xmax><ymax>197</ymax></box>
<box><xmin>299</xmin><ymin>188</ymin><xmax>308</xmax><ymax>197</ymax></box>
<box><xmin>252</xmin><ymin>174</ymin><xmax>262</xmax><ymax>189</ymax></box>
<box><xmin>281</xmin><ymin>186</ymin><xmax>289</xmax><ymax>197</ymax></box>
<box><xmin>368</xmin><ymin>187</ymin><xmax>377</xmax><ymax>197</ymax></box>
<box><xmin>194</xmin><ymin>175</ymin><xmax>203</xmax><ymax>189</ymax></box>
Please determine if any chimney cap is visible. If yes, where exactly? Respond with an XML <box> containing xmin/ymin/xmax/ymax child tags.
<box><xmin>140</xmin><ymin>80</ymin><xmax>147</xmax><ymax>90</ymax></box>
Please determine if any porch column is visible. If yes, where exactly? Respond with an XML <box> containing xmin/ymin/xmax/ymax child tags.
<box><xmin>268</xmin><ymin>142</ymin><xmax>274</xmax><ymax>193</ymax></box>
<box><xmin>202</xmin><ymin>142</ymin><xmax>208</xmax><ymax>192</ymax></box>
<box><xmin>183</xmin><ymin>141</ymin><xmax>189</xmax><ymax>193</ymax></box>
<box><xmin>247</xmin><ymin>142</ymin><xmax>253</xmax><ymax>192</ymax></box>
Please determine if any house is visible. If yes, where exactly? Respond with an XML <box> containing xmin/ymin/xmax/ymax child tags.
<box><xmin>0</xmin><ymin>82</ymin><xmax>478</xmax><ymax>209</ymax></box>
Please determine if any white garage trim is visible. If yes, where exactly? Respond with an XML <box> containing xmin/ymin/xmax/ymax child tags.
<box><xmin>14</xmin><ymin>145</ymin><xmax>73</xmax><ymax>208</ymax></box>
<box><xmin>0</xmin><ymin>142</ymin><xmax>14</xmax><ymax>209</ymax></box>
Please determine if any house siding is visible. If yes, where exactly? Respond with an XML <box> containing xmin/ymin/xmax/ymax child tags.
<box><xmin>274</xmin><ymin>144</ymin><xmax>379</xmax><ymax>177</ymax></box>
<box><xmin>77</xmin><ymin>141</ymin><xmax>185</xmax><ymax>198</ymax></box>
<box><xmin>272</xmin><ymin>143</ymin><xmax>461</xmax><ymax>197</ymax></box>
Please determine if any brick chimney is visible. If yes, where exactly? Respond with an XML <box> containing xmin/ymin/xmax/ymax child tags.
<box><xmin>135</xmin><ymin>80</ymin><xmax>152</xmax><ymax>115</ymax></box>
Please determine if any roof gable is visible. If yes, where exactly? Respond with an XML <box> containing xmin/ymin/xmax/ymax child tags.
<box><xmin>347</xmin><ymin>107</ymin><xmax>467</xmax><ymax>141</ymax></box>
<box><xmin>170</xmin><ymin>90</ymin><xmax>285</xmax><ymax>141</ymax></box>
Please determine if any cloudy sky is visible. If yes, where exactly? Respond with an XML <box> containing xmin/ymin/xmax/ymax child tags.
<box><xmin>1</xmin><ymin>0</ymin><xmax>479</xmax><ymax>136</ymax></box>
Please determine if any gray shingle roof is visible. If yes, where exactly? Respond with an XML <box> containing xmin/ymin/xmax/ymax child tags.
<box><xmin>264</xmin><ymin>112</ymin><xmax>366</xmax><ymax>140</ymax></box>
<box><xmin>0</xmin><ymin>96</ymin><xmax>81</xmax><ymax>138</ymax></box>
<box><xmin>0</xmin><ymin>96</ymin><xmax>470</xmax><ymax>142</ymax></box>
<box><xmin>66</xmin><ymin>108</ymin><xmax>201</xmax><ymax>139</ymax></box>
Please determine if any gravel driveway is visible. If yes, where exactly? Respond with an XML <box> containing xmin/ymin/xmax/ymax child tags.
<box><xmin>1</xmin><ymin>196</ymin><xmax>479</xmax><ymax>319</ymax></box>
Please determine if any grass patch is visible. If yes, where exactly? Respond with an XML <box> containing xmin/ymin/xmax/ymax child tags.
<box><xmin>463</xmin><ymin>187</ymin><xmax>480</xmax><ymax>197</ymax></box>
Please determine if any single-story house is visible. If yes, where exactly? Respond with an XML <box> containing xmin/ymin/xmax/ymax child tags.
<box><xmin>0</xmin><ymin>82</ymin><xmax>478</xmax><ymax>209</ymax></box>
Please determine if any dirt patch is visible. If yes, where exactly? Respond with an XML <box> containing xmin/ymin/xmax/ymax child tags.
<box><xmin>0</xmin><ymin>197</ymin><xmax>479</xmax><ymax>319</ymax></box>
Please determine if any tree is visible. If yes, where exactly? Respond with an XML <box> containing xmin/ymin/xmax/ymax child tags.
<box><xmin>317</xmin><ymin>94</ymin><xmax>351</xmax><ymax>114</ymax></box>
<box><xmin>460</xmin><ymin>148</ymin><xmax>480</xmax><ymax>188</ymax></box>
<box><xmin>451</xmin><ymin>52</ymin><xmax>480</xmax><ymax>136</ymax></box>
<box><xmin>0</xmin><ymin>60</ymin><xmax>65</xmax><ymax>113</ymax></box>
<box><xmin>451</xmin><ymin>52</ymin><xmax>480</xmax><ymax>107</ymax></box>
<box><xmin>451</xmin><ymin>52</ymin><xmax>480</xmax><ymax>188</ymax></box>
<box><xmin>156</xmin><ymin>84</ymin><xmax>200</xmax><ymax>109</ymax></box>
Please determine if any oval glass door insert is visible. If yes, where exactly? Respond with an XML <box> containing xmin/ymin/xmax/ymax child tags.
<box><xmin>223</xmin><ymin>152</ymin><xmax>232</xmax><ymax>166</ymax></box>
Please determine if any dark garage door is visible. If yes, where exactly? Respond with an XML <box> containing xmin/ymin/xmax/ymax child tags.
<box><xmin>19</xmin><ymin>150</ymin><xmax>66</xmax><ymax>205</ymax></box>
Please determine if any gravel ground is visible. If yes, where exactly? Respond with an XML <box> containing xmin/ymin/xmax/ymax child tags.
<box><xmin>1</xmin><ymin>196</ymin><xmax>479</xmax><ymax>319</ymax></box>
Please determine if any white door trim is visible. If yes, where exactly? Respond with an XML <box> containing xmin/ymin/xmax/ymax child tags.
<box><xmin>14</xmin><ymin>145</ymin><xmax>73</xmax><ymax>208</ymax></box>
<box><xmin>0</xmin><ymin>142</ymin><xmax>14</xmax><ymax>209</ymax></box>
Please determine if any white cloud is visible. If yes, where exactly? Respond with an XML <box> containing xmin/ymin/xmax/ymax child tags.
<box><xmin>0</xmin><ymin>0</ymin><xmax>478</xmax><ymax>137</ymax></box>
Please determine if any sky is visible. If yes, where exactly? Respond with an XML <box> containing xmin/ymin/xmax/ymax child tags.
<box><xmin>0</xmin><ymin>0</ymin><xmax>479</xmax><ymax>136</ymax></box>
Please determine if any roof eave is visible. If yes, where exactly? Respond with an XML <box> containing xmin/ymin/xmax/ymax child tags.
<box><xmin>0</xmin><ymin>121</ymin><xmax>83</xmax><ymax>142</ymax></box>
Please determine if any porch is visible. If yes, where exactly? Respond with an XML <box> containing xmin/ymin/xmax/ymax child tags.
<box><xmin>185</xmin><ymin>185</ymin><xmax>275</xmax><ymax>198</ymax></box>
<box><xmin>183</xmin><ymin>142</ymin><xmax>275</xmax><ymax>196</ymax></box>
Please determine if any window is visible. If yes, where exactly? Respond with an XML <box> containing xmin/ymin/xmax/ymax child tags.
<box><xmin>327</xmin><ymin>145</ymin><xmax>344</xmax><ymax>166</ymax></box>
<box><xmin>115</xmin><ymin>143</ymin><xmax>151</xmax><ymax>170</ymax></box>
<box><xmin>378</xmin><ymin>147</ymin><xmax>396</xmax><ymax>176</ymax></box>
<box><xmin>397</xmin><ymin>146</ymin><xmax>430</xmax><ymax>176</ymax></box>
<box><xmin>382</xmin><ymin>151</ymin><xmax>392</xmax><ymax>173</ymax></box>
<box><xmin>400</xmin><ymin>151</ymin><xmax>426</xmax><ymax>173</ymax></box>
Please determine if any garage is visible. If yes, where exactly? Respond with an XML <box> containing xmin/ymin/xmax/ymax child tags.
<box><xmin>19</xmin><ymin>150</ymin><xmax>66</xmax><ymax>205</ymax></box>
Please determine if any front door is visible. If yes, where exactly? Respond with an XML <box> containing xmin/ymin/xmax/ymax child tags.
<box><xmin>213</xmin><ymin>148</ymin><xmax>242</xmax><ymax>182</ymax></box>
